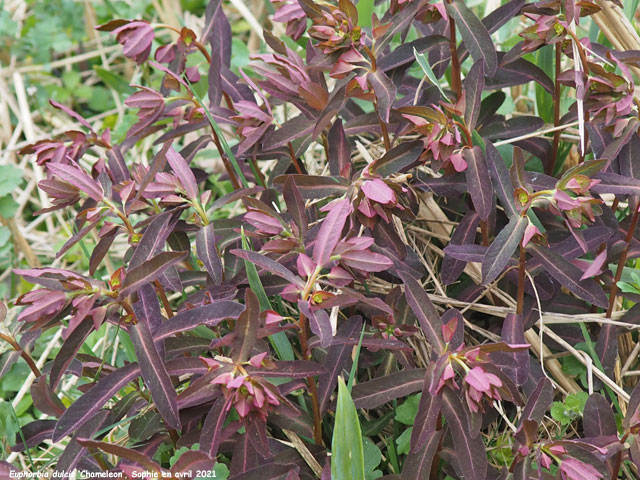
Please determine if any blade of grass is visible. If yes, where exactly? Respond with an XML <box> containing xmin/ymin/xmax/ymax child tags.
<box><xmin>332</xmin><ymin>377</ymin><xmax>365</xmax><ymax>480</ymax></box>
<box><xmin>347</xmin><ymin>324</ymin><xmax>366</xmax><ymax>392</ymax></box>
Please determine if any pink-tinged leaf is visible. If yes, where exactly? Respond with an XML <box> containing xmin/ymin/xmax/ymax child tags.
<box><xmin>47</xmin><ymin>163</ymin><xmax>104</xmax><ymax>202</ymax></box>
<box><xmin>197</xmin><ymin>224</ymin><xmax>223</xmax><ymax>285</ymax></box>
<box><xmin>401</xmin><ymin>430</ymin><xmax>443</xmax><ymax>480</ymax></box>
<box><xmin>327</xmin><ymin>119</ymin><xmax>351</xmax><ymax>178</ymax></box>
<box><xmin>55</xmin><ymin>410</ymin><xmax>109</xmax><ymax>474</ymax></box>
<box><xmin>49</xmin><ymin>100</ymin><xmax>94</xmax><ymax>131</ymax></box>
<box><xmin>339</xmin><ymin>250</ymin><xmax>393</xmax><ymax>272</ymax></box>
<box><xmin>120</xmin><ymin>251</ymin><xmax>188</xmax><ymax>297</ymax></box>
<box><xmin>443</xmin><ymin>212</ymin><xmax>480</xmax><ymax>285</ymax></box>
<box><xmin>580</xmin><ymin>249</ymin><xmax>607</xmax><ymax>280</ymax></box>
<box><xmin>313</xmin><ymin>198</ymin><xmax>352</xmax><ymax>267</ymax></box>
<box><xmin>166</xmin><ymin>147</ymin><xmax>198</xmax><ymax>199</ymax></box>
<box><xmin>464</xmin><ymin>60</ymin><xmax>485</xmax><ymax>130</ymax></box>
<box><xmin>129</xmin><ymin>321</ymin><xmax>180</xmax><ymax>429</ymax></box>
<box><xmin>154</xmin><ymin>301</ymin><xmax>245</xmax><ymax>340</ymax></box>
<box><xmin>77</xmin><ymin>438</ymin><xmax>165</xmax><ymax>475</ymax></box>
<box><xmin>351</xmin><ymin>369</ymin><xmax>425</xmax><ymax>408</ymax></box>
<box><xmin>559</xmin><ymin>457</ymin><xmax>605</xmax><ymax>480</ymax></box>
<box><xmin>398</xmin><ymin>270</ymin><xmax>445</xmax><ymax>354</ymax></box>
<box><xmin>529</xmin><ymin>244</ymin><xmax>608</xmax><ymax>308</ymax></box>
<box><xmin>31</xmin><ymin>376</ymin><xmax>65</xmax><ymax>417</ymax></box>
<box><xmin>464</xmin><ymin>146</ymin><xmax>493</xmax><ymax>220</ymax></box>
<box><xmin>231</xmin><ymin>249</ymin><xmax>304</xmax><ymax>287</ymax></box>
<box><xmin>318</xmin><ymin>316</ymin><xmax>362</xmax><ymax>414</ymax></box>
<box><xmin>441</xmin><ymin>389</ymin><xmax>488</xmax><ymax>480</ymax></box>
<box><xmin>298</xmin><ymin>300</ymin><xmax>332</xmax><ymax>348</ymax></box>
<box><xmin>232</xmin><ymin>290</ymin><xmax>260</xmax><ymax>363</ymax></box>
<box><xmin>367</xmin><ymin>70</ymin><xmax>396</xmax><ymax>123</ymax></box>
<box><xmin>482</xmin><ymin>215</ymin><xmax>527</xmax><ymax>285</ymax></box>
<box><xmin>485</xmin><ymin>140</ymin><xmax>518</xmax><ymax>218</ymax></box>
<box><xmin>446</xmin><ymin>0</ymin><xmax>497</xmax><ymax>76</ymax></box>
<box><xmin>49</xmin><ymin>315</ymin><xmax>95</xmax><ymax>389</ymax></box>
<box><xmin>54</xmin><ymin>362</ymin><xmax>141</xmax><ymax>441</ymax></box>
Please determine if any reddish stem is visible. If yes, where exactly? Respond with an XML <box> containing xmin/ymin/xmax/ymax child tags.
<box><xmin>447</xmin><ymin>14</ymin><xmax>462</xmax><ymax>100</ymax></box>
<box><xmin>0</xmin><ymin>333</ymin><xmax>41</xmax><ymax>377</ymax></box>
<box><xmin>517</xmin><ymin>244</ymin><xmax>526</xmax><ymax>315</ymax></box>
<box><xmin>606</xmin><ymin>207</ymin><xmax>640</xmax><ymax>318</ymax></box>
<box><xmin>298</xmin><ymin>312</ymin><xmax>323</xmax><ymax>445</ymax></box>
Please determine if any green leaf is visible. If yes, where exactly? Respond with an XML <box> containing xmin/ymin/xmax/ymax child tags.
<box><xmin>395</xmin><ymin>427</ymin><xmax>412</xmax><ymax>455</ymax></box>
<box><xmin>363</xmin><ymin>438</ymin><xmax>383</xmax><ymax>480</ymax></box>
<box><xmin>356</xmin><ymin>0</ymin><xmax>374</xmax><ymax>28</ymax></box>
<box><xmin>94</xmin><ymin>66</ymin><xmax>135</xmax><ymax>94</ymax></box>
<box><xmin>0</xmin><ymin>165</ymin><xmax>23</xmax><ymax>196</ymax></box>
<box><xmin>414</xmin><ymin>48</ymin><xmax>450</xmax><ymax>101</ymax></box>
<box><xmin>332</xmin><ymin>377</ymin><xmax>365</xmax><ymax>480</ymax></box>
<box><xmin>535</xmin><ymin>45</ymin><xmax>554</xmax><ymax>124</ymax></box>
<box><xmin>395</xmin><ymin>393</ymin><xmax>421</xmax><ymax>425</ymax></box>
<box><xmin>0</xmin><ymin>195</ymin><xmax>19</xmax><ymax>218</ymax></box>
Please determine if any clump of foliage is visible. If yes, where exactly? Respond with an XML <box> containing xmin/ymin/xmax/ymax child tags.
<box><xmin>3</xmin><ymin>0</ymin><xmax>640</xmax><ymax>478</ymax></box>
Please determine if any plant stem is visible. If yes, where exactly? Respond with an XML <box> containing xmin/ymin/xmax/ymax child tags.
<box><xmin>517</xmin><ymin>244</ymin><xmax>526</xmax><ymax>315</ymax></box>
<box><xmin>0</xmin><ymin>333</ymin><xmax>41</xmax><ymax>377</ymax></box>
<box><xmin>606</xmin><ymin>206</ymin><xmax>640</xmax><ymax>317</ymax></box>
<box><xmin>154</xmin><ymin>280</ymin><xmax>174</xmax><ymax>318</ymax></box>
<box><xmin>287</xmin><ymin>142</ymin><xmax>304</xmax><ymax>175</ymax></box>
<box><xmin>298</xmin><ymin>311</ymin><xmax>324</xmax><ymax>445</ymax></box>
<box><xmin>549</xmin><ymin>43</ymin><xmax>562</xmax><ymax>176</ymax></box>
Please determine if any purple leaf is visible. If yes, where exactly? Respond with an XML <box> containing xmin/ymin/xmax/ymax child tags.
<box><xmin>196</xmin><ymin>224</ymin><xmax>223</xmax><ymax>285</ymax></box>
<box><xmin>410</xmin><ymin>366</ymin><xmax>442</xmax><ymax>452</ymax></box>
<box><xmin>378</xmin><ymin>36</ymin><xmax>449</xmax><ymax>72</ymax></box>
<box><xmin>441</xmin><ymin>389</ymin><xmax>488</xmax><ymax>480</ymax></box>
<box><xmin>401</xmin><ymin>430</ymin><xmax>443</xmax><ymax>480</ymax></box>
<box><xmin>351</xmin><ymin>369</ymin><xmax>425</xmax><ymax>408</ymax></box>
<box><xmin>481</xmin><ymin>116</ymin><xmax>544</xmax><ymax>141</ymax></box>
<box><xmin>339</xmin><ymin>250</ymin><xmax>393</xmax><ymax>272</ymax></box>
<box><xmin>581</xmin><ymin>249</ymin><xmax>607</xmax><ymax>280</ymax></box>
<box><xmin>49</xmin><ymin>315</ymin><xmax>95</xmax><ymax>389</ymax></box>
<box><xmin>368</xmin><ymin>70</ymin><xmax>396</xmax><ymax>123</ymax></box>
<box><xmin>529</xmin><ymin>244</ymin><xmax>608</xmax><ymax>308</ymax></box>
<box><xmin>595</xmin><ymin>324</ymin><xmax>618</xmax><ymax>383</ymax></box>
<box><xmin>55</xmin><ymin>410</ymin><xmax>109</xmax><ymax>474</ymax></box>
<box><xmin>47</xmin><ymin>163</ymin><xmax>103</xmax><ymax>202</ymax></box>
<box><xmin>273</xmin><ymin>174</ymin><xmax>349</xmax><ymax>200</ymax></box>
<box><xmin>299</xmin><ymin>300</ymin><xmax>332</xmax><ymax>348</ymax></box>
<box><xmin>493</xmin><ymin>313</ymin><xmax>529</xmax><ymax>385</ymax></box>
<box><xmin>154</xmin><ymin>301</ymin><xmax>245</xmax><ymax>340</ymax></box>
<box><xmin>327</xmin><ymin>119</ymin><xmax>352</xmax><ymax>178</ymax></box>
<box><xmin>129</xmin><ymin>321</ymin><xmax>180</xmax><ymax>429</ymax></box>
<box><xmin>90</xmin><ymin>229</ymin><xmax>117</xmax><ymax>275</ymax></box>
<box><xmin>318</xmin><ymin>316</ymin><xmax>362</xmax><ymax>414</ymax></box>
<box><xmin>521</xmin><ymin>378</ymin><xmax>553</xmax><ymax>424</ymax></box>
<box><xmin>371</xmin><ymin>140</ymin><xmax>423</xmax><ymax>177</ymax></box>
<box><xmin>10</xmin><ymin>420</ymin><xmax>56</xmax><ymax>452</ymax></box>
<box><xmin>592</xmin><ymin>172</ymin><xmax>640</xmax><ymax>196</ymax></box>
<box><xmin>446</xmin><ymin>0</ymin><xmax>497</xmax><ymax>76</ymax></box>
<box><xmin>263</xmin><ymin>115</ymin><xmax>314</xmax><ymax>150</ymax></box>
<box><xmin>231</xmin><ymin>249</ymin><xmax>304</xmax><ymax>287</ymax></box>
<box><xmin>464</xmin><ymin>146</ymin><xmax>493</xmax><ymax>220</ymax></box>
<box><xmin>482</xmin><ymin>215</ymin><xmax>527</xmax><ymax>285</ymax></box>
<box><xmin>232</xmin><ymin>289</ymin><xmax>260</xmax><ymax>363</ymax></box>
<box><xmin>283</xmin><ymin>176</ymin><xmax>307</xmax><ymax>237</ymax></box>
<box><xmin>54</xmin><ymin>362</ymin><xmax>141</xmax><ymax>441</ymax></box>
<box><xmin>584</xmin><ymin>393</ymin><xmax>617</xmax><ymax>437</ymax></box>
<box><xmin>77</xmin><ymin>438</ymin><xmax>164</xmax><ymax>474</ymax></box>
<box><xmin>200</xmin><ymin>396</ymin><xmax>231</xmax><ymax>458</ymax></box>
<box><xmin>120</xmin><ymin>251</ymin><xmax>188</xmax><ymax>297</ymax></box>
<box><xmin>485</xmin><ymin>140</ymin><xmax>518</xmax><ymax>218</ymax></box>
<box><xmin>251</xmin><ymin>360</ymin><xmax>327</xmax><ymax>378</ymax></box>
<box><xmin>442</xmin><ymin>212</ymin><xmax>480</xmax><ymax>285</ymax></box>
<box><xmin>129</xmin><ymin>212</ymin><xmax>176</xmax><ymax>268</ymax></box>
<box><xmin>464</xmin><ymin>61</ymin><xmax>485</xmax><ymax>130</ymax></box>
<box><xmin>398</xmin><ymin>270</ymin><xmax>445</xmax><ymax>355</ymax></box>
<box><xmin>487</xmin><ymin>57</ymin><xmax>554</xmax><ymax>94</ymax></box>
<box><xmin>171</xmin><ymin>451</ymin><xmax>216</xmax><ymax>476</ymax></box>
<box><xmin>166</xmin><ymin>147</ymin><xmax>198</xmax><ymax>199</ymax></box>
<box><xmin>31</xmin><ymin>376</ymin><xmax>65</xmax><ymax>417</ymax></box>
<box><xmin>313</xmin><ymin>198</ymin><xmax>351</xmax><ymax>267</ymax></box>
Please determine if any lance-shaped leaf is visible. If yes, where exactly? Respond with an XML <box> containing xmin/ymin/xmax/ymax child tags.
<box><xmin>332</xmin><ymin>377</ymin><xmax>365</xmax><ymax>480</ymax></box>
<box><xmin>154</xmin><ymin>301</ymin><xmax>244</xmax><ymax>340</ymax></box>
<box><xmin>442</xmin><ymin>389</ymin><xmax>488</xmax><ymax>480</ymax></box>
<box><xmin>263</xmin><ymin>115</ymin><xmax>314</xmax><ymax>150</ymax></box>
<box><xmin>77</xmin><ymin>439</ymin><xmax>165</xmax><ymax>475</ymax></box>
<box><xmin>49</xmin><ymin>315</ymin><xmax>95</xmax><ymax>389</ymax></box>
<box><xmin>368</xmin><ymin>70</ymin><xmax>396</xmax><ymax>123</ymax></box>
<box><xmin>446</xmin><ymin>0</ymin><xmax>497</xmax><ymax>76</ymax></box>
<box><xmin>583</xmin><ymin>393</ymin><xmax>617</xmax><ymax>437</ymax></box>
<box><xmin>313</xmin><ymin>198</ymin><xmax>352</xmax><ymax>267</ymax></box>
<box><xmin>327</xmin><ymin>119</ymin><xmax>352</xmax><ymax>178</ymax></box>
<box><xmin>528</xmin><ymin>244</ymin><xmax>608</xmax><ymax>308</ymax></box>
<box><xmin>120</xmin><ymin>251</ymin><xmax>188</xmax><ymax>297</ymax></box>
<box><xmin>619</xmin><ymin>133</ymin><xmax>640</xmax><ymax>181</ymax></box>
<box><xmin>485</xmin><ymin>140</ymin><xmax>517</xmax><ymax>218</ymax></box>
<box><xmin>132</xmin><ymin>283</ymin><xmax>165</xmax><ymax>338</ymax></box>
<box><xmin>592</xmin><ymin>172</ymin><xmax>640</xmax><ymax>196</ymax></box>
<box><xmin>129</xmin><ymin>321</ymin><xmax>180</xmax><ymax>429</ymax></box>
<box><xmin>378</xmin><ymin>36</ymin><xmax>448</xmax><ymax>72</ymax></box>
<box><xmin>273</xmin><ymin>174</ymin><xmax>349</xmax><ymax>200</ymax></box>
<box><xmin>231</xmin><ymin>249</ymin><xmax>304</xmax><ymax>287</ymax></box>
<box><xmin>398</xmin><ymin>270</ymin><xmax>445</xmax><ymax>354</ymax></box>
<box><xmin>171</xmin><ymin>450</ymin><xmax>216</xmax><ymax>476</ymax></box>
<box><xmin>10</xmin><ymin>420</ymin><xmax>56</xmax><ymax>451</ymax></box>
<box><xmin>299</xmin><ymin>300</ymin><xmax>333</xmax><ymax>348</ymax></box>
<box><xmin>56</xmin><ymin>410</ymin><xmax>109</xmax><ymax>474</ymax></box>
<box><xmin>54</xmin><ymin>362</ymin><xmax>141</xmax><ymax>441</ymax></box>
<box><xmin>129</xmin><ymin>211</ymin><xmax>175</xmax><ymax>268</ymax></box>
<box><xmin>493</xmin><ymin>313</ymin><xmax>529</xmax><ymax>385</ymax></box>
<box><xmin>464</xmin><ymin>146</ymin><xmax>493</xmax><ymax>220</ymax></box>
<box><xmin>200</xmin><ymin>396</ymin><xmax>231</xmax><ymax>458</ymax></box>
<box><xmin>166</xmin><ymin>146</ymin><xmax>198</xmax><ymax>199</ymax></box>
<box><xmin>351</xmin><ymin>369</ymin><xmax>425</xmax><ymax>408</ymax></box>
<box><xmin>402</xmin><ymin>430</ymin><xmax>443</xmax><ymax>480</ymax></box>
<box><xmin>90</xmin><ymin>229</ymin><xmax>117</xmax><ymax>275</ymax></box>
<box><xmin>283</xmin><ymin>176</ymin><xmax>307</xmax><ymax>237</ymax></box>
<box><xmin>464</xmin><ymin>60</ymin><xmax>485</xmax><ymax>130</ymax></box>
<box><xmin>319</xmin><ymin>316</ymin><xmax>362</xmax><ymax>414</ymax></box>
<box><xmin>410</xmin><ymin>366</ymin><xmax>442</xmax><ymax>452</ymax></box>
<box><xmin>480</xmin><ymin>116</ymin><xmax>544</xmax><ymax>140</ymax></box>
<box><xmin>47</xmin><ymin>163</ymin><xmax>104</xmax><ymax>202</ymax></box>
<box><xmin>232</xmin><ymin>289</ymin><xmax>259</xmax><ymax>363</ymax></box>
<box><xmin>371</xmin><ymin>140</ymin><xmax>423</xmax><ymax>177</ymax></box>
<box><xmin>482</xmin><ymin>215</ymin><xmax>527</xmax><ymax>285</ymax></box>
<box><xmin>31</xmin><ymin>375</ymin><xmax>65</xmax><ymax>417</ymax></box>
<box><xmin>521</xmin><ymin>378</ymin><xmax>553</xmax><ymax>424</ymax></box>
<box><xmin>196</xmin><ymin>223</ymin><xmax>223</xmax><ymax>285</ymax></box>
<box><xmin>595</xmin><ymin>323</ymin><xmax>618</xmax><ymax>382</ymax></box>
<box><xmin>442</xmin><ymin>211</ymin><xmax>480</xmax><ymax>285</ymax></box>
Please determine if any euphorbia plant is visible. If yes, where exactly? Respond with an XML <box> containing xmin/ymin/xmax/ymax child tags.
<box><xmin>5</xmin><ymin>0</ymin><xmax>640</xmax><ymax>478</ymax></box>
